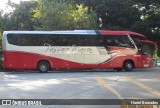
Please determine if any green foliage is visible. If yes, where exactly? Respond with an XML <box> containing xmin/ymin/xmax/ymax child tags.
<box><xmin>0</xmin><ymin>1</ymin><xmax>38</xmax><ymax>31</ymax></box>
<box><xmin>10</xmin><ymin>1</ymin><xmax>38</xmax><ymax>30</ymax></box>
<box><xmin>0</xmin><ymin>12</ymin><xmax>3</xmax><ymax>49</ymax></box>
<box><xmin>0</xmin><ymin>31</ymin><xmax>2</xmax><ymax>69</ymax></box>
<box><xmin>32</xmin><ymin>0</ymin><xmax>97</xmax><ymax>30</ymax></box>
<box><xmin>0</xmin><ymin>0</ymin><xmax>160</xmax><ymax>57</ymax></box>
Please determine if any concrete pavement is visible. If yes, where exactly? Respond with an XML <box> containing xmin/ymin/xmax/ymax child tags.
<box><xmin>0</xmin><ymin>68</ymin><xmax>160</xmax><ymax>108</ymax></box>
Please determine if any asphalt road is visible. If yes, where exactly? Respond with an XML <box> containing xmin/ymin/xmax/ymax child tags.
<box><xmin>0</xmin><ymin>68</ymin><xmax>160</xmax><ymax>108</ymax></box>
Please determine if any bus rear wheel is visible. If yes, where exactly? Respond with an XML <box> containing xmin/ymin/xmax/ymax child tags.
<box><xmin>38</xmin><ymin>61</ymin><xmax>50</xmax><ymax>72</ymax></box>
<box><xmin>123</xmin><ymin>61</ymin><xmax>133</xmax><ymax>71</ymax></box>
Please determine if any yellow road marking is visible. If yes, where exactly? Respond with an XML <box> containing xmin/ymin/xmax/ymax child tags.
<box><xmin>95</xmin><ymin>77</ymin><xmax>124</xmax><ymax>99</ymax></box>
<box><xmin>124</xmin><ymin>76</ymin><xmax>160</xmax><ymax>98</ymax></box>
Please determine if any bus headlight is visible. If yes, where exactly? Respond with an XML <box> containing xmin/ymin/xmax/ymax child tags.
<box><xmin>144</xmin><ymin>64</ymin><xmax>149</xmax><ymax>67</ymax></box>
<box><xmin>2</xmin><ymin>56</ymin><xmax>4</xmax><ymax>61</ymax></box>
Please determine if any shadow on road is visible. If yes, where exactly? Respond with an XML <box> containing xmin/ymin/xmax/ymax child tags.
<box><xmin>0</xmin><ymin>68</ymin><xmax>159</xmax><ymax>75</ymax></box>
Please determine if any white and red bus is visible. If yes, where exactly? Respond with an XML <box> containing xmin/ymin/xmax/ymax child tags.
<box><xmin>2</xmin><ymin>30</ymin><xmax>157</xmax><ymax>72</ymax></box>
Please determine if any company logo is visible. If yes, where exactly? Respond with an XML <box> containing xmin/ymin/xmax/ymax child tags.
<box><xmin>2</xmin><ymin>100</ymin><xmax>11</xmax><ymax>105</ymax></box>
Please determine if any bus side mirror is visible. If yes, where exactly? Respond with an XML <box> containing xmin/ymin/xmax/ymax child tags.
<box><xmin>138</xmin><ymin>48</ymin><xmax>142</xmax><ymax>51</ymax></box>
<box><xmin>143</xmin><ymin>51</ymin><xmax>148</xmax><ymax>55</ymax></box>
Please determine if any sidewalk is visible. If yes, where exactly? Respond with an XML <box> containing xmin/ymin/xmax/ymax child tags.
<box><xmin>153</xmin><ymin>65</ymin><xmax>160</xmax><ymax>69</ymax></box>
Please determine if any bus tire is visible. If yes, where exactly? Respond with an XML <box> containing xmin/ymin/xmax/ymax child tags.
<box><xmin>123</xmin><ymin>61</ymin><xmax>133</xmax><ymax>71</ymax></box>
<box><xmin>38</xmin><ymin>61</ymin><xmax>50</xmax><ymax>73</ymax></box>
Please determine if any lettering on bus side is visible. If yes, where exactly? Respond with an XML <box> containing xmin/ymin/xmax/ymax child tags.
<box><xmin>44</xmin><ymin>43</ymin><xmax>94</xmax><ymax>54</ymax></box>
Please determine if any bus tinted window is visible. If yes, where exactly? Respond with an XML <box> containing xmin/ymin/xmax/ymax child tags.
<box><xmin>7</xmin><ymin>34</ymin><xmax>59</xmax><ymax>46</ymax></box>
<box><xmin>130</xmin><ymin>35</ymin><xmax>147</xmax><ymax>44</ymax></box>
<box><xmin>103</xmin><ymin>36</ymin><xmax>134</xmax><ymax>48</ymax></box>
<box><xmin>7</xmin><ymin>34</ymin><xmax>104</xmax><ymax>46</ymax></box>
<box><xmin>77</xmin><ymin>35</ymin><xmax>103</xmax><ymax>46</ymax></box>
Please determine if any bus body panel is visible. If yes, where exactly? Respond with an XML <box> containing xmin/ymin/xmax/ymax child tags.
<box><xmin>135</xmin><ymin>54</ymin><xmax>153</xmax><ymax>68</ymax></box>
<box><xmin>3</xmin><ymin>51</ymin><xmax>124</xmax><ymax>69</ymax></box>
<box><xmin>3</xmin><ymin>46</ymin><xmax>152</xmax><ymax>69</ymax></box>
<box><xmin>2</xmin><ymin>30</ymin><xmax>154</xmax><ymax>70</ymax></box>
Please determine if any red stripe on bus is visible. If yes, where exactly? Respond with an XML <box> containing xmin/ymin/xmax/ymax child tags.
<box><xmin>99</xmin><ymin>30</ymin><xmax>146</xmax><ymax>38</ymax></box>
<box><xmin>2</xmin><ymin>51</ymin><xmax>124</xmax><ymax>69</ymax></box>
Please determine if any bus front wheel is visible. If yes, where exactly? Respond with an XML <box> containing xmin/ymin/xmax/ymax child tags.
<box><xmin>123</xmin><ymin>61</ymin><xmax>133</xmax><ymax>71</ymax></box>
<box><xmin>38</xmin><ymin>61</ymin><xmax>50</xmax><ymax>72</ymax></box>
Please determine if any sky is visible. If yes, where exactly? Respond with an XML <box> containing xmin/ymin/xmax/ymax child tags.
<box><xmin>0</xmin><ymin>0</ymin><xmax>29</xmax><ymax>12</ymax></box>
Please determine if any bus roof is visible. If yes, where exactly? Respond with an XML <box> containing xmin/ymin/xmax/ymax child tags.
<box><xmin>3</xmin><ymin>30</ymin><xmax>146</xmax><ymax>38</ymax></box>
<box><xmin>3</xmin><ymin>30</ymin><xmax>96</xmax><ymax>35</ymax></box>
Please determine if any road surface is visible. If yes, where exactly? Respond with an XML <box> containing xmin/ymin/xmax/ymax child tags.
<box><xmin>0</xmin><ymin>68</ymin><xmax>160</xmax><ymax>108</ymax></box>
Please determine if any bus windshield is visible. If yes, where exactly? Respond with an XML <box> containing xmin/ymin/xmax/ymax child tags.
<box><xmin>103</xmin><ymin>35</ymin><xmax>135</xmax><ymax>48</ymax></box>
<box><xmin>137</xmin><ymin>41</ymin><xmax>157</xmax><ymax>57</ymax></box>
<box><xmin>141</xmin><ymin>43</ymin><xmax>152</xmax><ymax>56</ymax></box>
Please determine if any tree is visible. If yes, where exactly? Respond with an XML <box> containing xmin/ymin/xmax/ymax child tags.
<box><xmin>32</xmin><ymin>0</ymin><xmax>97</xmax><ymax>30</ymax></box>
<box><xmin>0</xmin><ymin>10</ymin><xmax>4</xmax><ymax>49</ymax></box>
<box><xmin>131</xmin><ymin>2</ymin><xmax>160</xmax><ymax>50</ymax></box>
<box><xmin>10</xmin><ymin>1</ymin><xmax>38</xmax><ymax>30</ymax></box>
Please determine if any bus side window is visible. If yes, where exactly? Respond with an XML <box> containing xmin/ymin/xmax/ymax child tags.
<box><xmin>97</xmin><ymin>37</ymin><xmax>104</xmax><ymax>46</ymax></box>
<box><xmin>136</xmin><ymin>43</ymin><xmax>142</xmax><ymax>50</ymax></box>
<box><xmin>77</xmin><ymin>35</ymin><xmax>98</xmax><ymax>46</ymax></box>
<box><xmin>8</xmin><ymin>34</ymin><xmax>18</xmax><ymax>45</ymax></box>
<box><xmin>103</xmin><ymin>37</ymin><xmax>111</xmax><ymax>46</ymax></box>
<box><xmin>106</xmin><ymin>37</ymin><xmax>115</xmax><ymax>46</ymax></box>
<box><xmin>77</xmin><ymin>36</ymin><xmax>86</xmax><ymax>46</ymax></box>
